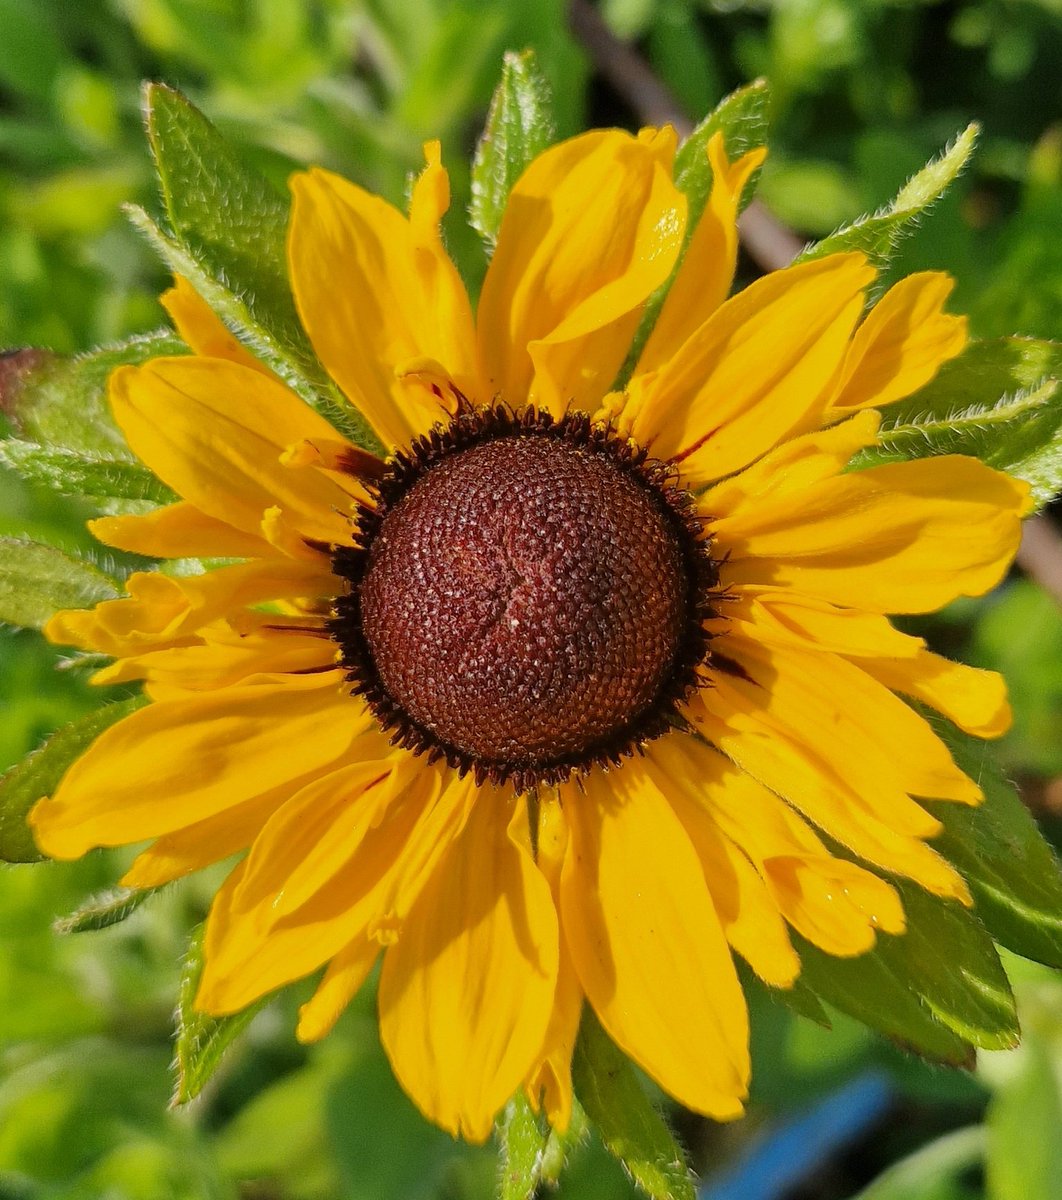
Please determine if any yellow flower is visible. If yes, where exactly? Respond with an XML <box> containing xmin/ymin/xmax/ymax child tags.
<box><xmin>31</xmin><ymin>128</ymin><xmax>1030</xmax><ymax>1141</ymax></box>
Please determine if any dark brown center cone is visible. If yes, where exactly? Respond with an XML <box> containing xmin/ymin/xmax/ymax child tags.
<box><xmin>356</xmin><ymin>432</ymin><xmax>690</xmax><ymax>775</ymax></box>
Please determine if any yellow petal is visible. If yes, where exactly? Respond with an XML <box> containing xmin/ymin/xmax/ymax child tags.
<box><xmin>637</xmin><ymin>133</ymin><xmax>766</xmax><ymax>373</ymax></box>
<box><xmin>523</xmin><ymin>795</ymin><xmax>582</xmax><ymax>1131</ymax></box>
<box><xmin>727</xmin><ymin>585</ymin><xmax>922</xmax><ymax>659</ymax></box>
<box><xmin>764</xmin><ymin>854</ymin><xmax>906</xmax><ymax>956</ymax></box>
<box><xmin>659</xmin><ymin>737</ymin><xmax>905</xmax><ymax>955</ymax></box>
<box><xmin>716</xmin><ymin>632</ymin><xmax>981</xmax><ymax>815</ymax></box>
<box><xmin>160</xmin><ymin>275</ymin><xmax>271</xmax><ymax>373</ymax></box>
<box><xmin>646</xmin><ymin>742</ymin><xmax>799</xmax><ymax>988</ymax></box>
<box><xmin>715</xmin><ymin>455</ymin><xmax>1030</xmax><ymax>614</ymax></box>
<box><xmin>44</xmin><ymin>558</ymin><xmax>336</xmax><ymax>658</ymax></box>
<box><xmin>90</xmin><ymin>501</ymin><xmax>271</xmax><ymax>560</ymax></box>
<box><xmin>296</xmin><ymin>937</ymin><xmax>381</xmax><ymax>1042</ymax></box>
<box><xmin>30</xmin><ymin>679</ymin><xmax>370</xmax><ymax>858</ymax></box>
<box><xmin>560</xmin><ymin>764</ymin><xmax>749</xmax><ymax>1120</ymax></box>
<box><xmin>689</xmin><ymin>690</ymin><xmax>971</xmax><ymax>902</ymax></box>
<box><xmin>288</xmin><ymin>150</ymin><xmax>478</xmax><ymax>449</ymax></box>
<box><xmin>859</xmin><ymin>650</ymin><xmax>1011</xmax><ymax>739</ymax></box>
<box><xmin>621</xmin><ymin>253</ymin><xmax>875</xmax><ymax>484</ymax></box>
<box><xmin>829</xmin><ymin>272</ymin><xmax>967</xmax><ymax>412</ymax></box>
<box><xmin>478</xmin><ymin>129</ymin><xmax>686</xmax><ymax>414</ymax></box>
<box><xmin>110</xmin><ymin>357</ymin><xmax>354</xmax><ymax>545</ymax></box>
<box><xmin>379</xmin><ymin>794</ymin><xmax>558</xmax><ymax>1143</ymax></box>
<box><xmin>121</xmin><ymin>785</ymin><xmax>293</xmax><ymax>888</ymax></box>
<box><xmin>702</xmin><ymin>409</ymin><xmax>881</xmax><ymax>519</ymax></box>
<box><xmin>196</xmin><ymin>766</ymin><xmax>468</xmax><ymax>1014</ymax></box>
<box><xmin>92</xmin><ymin>622</ymin><xmax>336</xmax><ymax>689</ymax></box>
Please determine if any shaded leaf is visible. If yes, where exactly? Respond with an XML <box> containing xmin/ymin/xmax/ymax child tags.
<box><xmin>925</xmin><ymin>726</ymin><xmax>1062</xmax><ymax>969</ymax></box>
<box><xmin>498</xmin><ymin>1090</ymin><xmax>550</xmax><ymax>1200</ymax></box>
<box><xmin>0</xmin><ymin>537</ymin><xmax>119</xmax><ymax>630</ymax></box>
<box><xmin>173</xmin><ymin>924</ymin><xmax>265</xmax><ymax>1104</ymax></box>
<box><xmin>799</xmin><ymin>123</ymin><xmax>979</xmax><ymax>272</ymax></box>
<box><xmin>0</xmin><ymin>695</ymin><xmax>146</xmax><ymax>863</ymax></box>
<box><xmin>0</xmin><ymin>438</ymin><xmax>177</xmax><ymax>506</ymax></box>
<box><xmin>794</xmin><ymin>878</ymin><xmax>1018</xmax><ymax>1064</ymax></box>
<box><xmin>572</xmin><ymin>1009</ymin><xmax>695</xmax><ymax>1200</ymax></box>
<box><xmin>55</xmin><ymin>884</ymin><xmax>163</xmax><ymax>934</ymax></box>
<box><xmin>853</xmin><ymin>337</ymin><xmax>1062</xmax><ymax>507</ymax></box>
<box><xmin>470</xmin><ymin>48</ymin><xmax>556</xmax><ymax>250</ymax></box>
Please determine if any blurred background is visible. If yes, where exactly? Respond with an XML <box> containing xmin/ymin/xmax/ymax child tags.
<box><xmin>1</xmin><ymin>1</ymin><xmax>1061</xmax><ymax>1197</ymax></box>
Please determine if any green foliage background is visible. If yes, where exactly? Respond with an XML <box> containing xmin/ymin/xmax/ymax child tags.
<box><xmin>1</xmin><ymin>2</ymin><xmax>1061</xmax><ymax>1198</ymax></box>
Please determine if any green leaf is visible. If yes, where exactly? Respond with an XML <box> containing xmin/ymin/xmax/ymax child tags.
<box><xmin>924</xmin><ymin>727</ymin><xmax>1062</xmax><ymax>969</ymax></box>
<box><xmin>615</xmin><ymin>80</ymin><xmax>769</xmax><ymax>389</ymax></box>
<box><xmin>1</xmin><ymin>332</ymin><xmax>185</xmax><ymax>457</ymax></box>
<box><xmin>54</xmin><ymin>884</ymin><xmax>163</xmax><ymax>934</ymax></box>
<box><xmin>138</xmin><ymin>85</ymin><xmax>381</xmax><ymax>454</ymax></box>
<box><xmin>672</xmin><ymin>77</ymin><xmax>770</xmax><ymax>222</ymax></box>
<box><xmin>470</xmin><ymin>49</ymin><xmax>556</xmax><ymax>250</ymax></box>
<box><xmin>986</xmin><ymin>1034</ymin><xmax>1062</xmax><ymax>1200</ymax></box>
<box><xmin>0</xmin><ymin>695</ymin><xmax>146</xmax><ymax>863</ymax></box>
<box><xmin>173</xmin><ymin>924</ymin><xmax>264</xmax><ymax>1104</ymax></box>
<box><xmin>853</xmin><ymin>1125</ymin><xmax>985</xmax><ymax>1200</ymax></box>
<box><xmin>0</xmin><ymin>438</ymin><xmax>177</xmax><ymax>506</ymax></box>
<box><xmin>794</xmin><ymin>877</ymin><xmax>1018</xmax><ymax>1063</ymax></box>
<box><xmin>0</xmin><ymin>537</ymin><xmax>119</xmax><ymax>630</ymax></box>
<box><xmin>800</xmin><ymin>124</ymin><xmax>979</xmax><ymax>271</ymax></box>
<box><xmin>852</xmin><ymin>337</ymin><xmax>1062</xmax><ymax>507</ymax></box>
<box><xmin>498</xmin><ymin>1090</ymin><xmax>550</xmax><ymax>1200</ymax></box>
<box><xmin>572</xmin><ymin>1010</ymin><xmax>695</xmax><ymax>1200</ymax></box>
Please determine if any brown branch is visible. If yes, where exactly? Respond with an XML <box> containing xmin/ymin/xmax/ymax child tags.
<box><xmin>568</xmin><ymin>0</ymin><xmax>802</xmax><ymax>271</ymax></box>
<box><xmin>1016</xmin><ymin>513</ymin><xmax>1062</xmax><ymax>610</ymax></box>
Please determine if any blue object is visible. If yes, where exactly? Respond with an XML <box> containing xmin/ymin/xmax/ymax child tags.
<box><xmin>700</xmin><ymin>1071</ymin><xmax>894</xmax><ymax>1200</ymax></box>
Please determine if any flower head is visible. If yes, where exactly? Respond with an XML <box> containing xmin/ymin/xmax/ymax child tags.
<box><xmin>31</xmin><ymin>127</ymin><xmax>1030</xmax><ymax>1140</ymax></box>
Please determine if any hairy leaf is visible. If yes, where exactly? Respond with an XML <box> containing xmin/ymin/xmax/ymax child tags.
<box><xmin>139</xmin><ymin>85</ymin><xmax>381</xmax><ymax>454</ymax></box>
<box><xmin>0</xmin><ymin>438</ymin><xmax>177</xmax><ymax>506</ymax></box>
<box><xmin>471</xmin><ymin>48</ymin><xmax>556</xmax><ymax>250</ymax></box>
<box><xmin>853</xmin><ymin>337</ymin><xmax>1062</xmax><ymax>506</ymax></box>
<box><xmin>1</xmin><ymin>332</ymin><xmax>185</xmax><ymax>457</ymax></box>
<box><xmin>173</xmin><ymin>924</ymin><xmax>265</xmax><ymax>1104</ymax></box>
<box><xmin>795</xmin><ymin>879</ymin><xmax>1018</xmax><ymax>1063</ymax></box>
<box><xmin>573</xmin><ymin>1010</ymin><xmax>695</xmax><ymax>1200</ymax></box>
<box><xmin>498</xmin><ymin>1091</ymin><xmax>550</xmax><ymax>1200</ymax></box>
<box><xmin>0</xmin><ymin>696</ymin><xmax>146</xmax><ymax>863</ymax></box>
<box><xmin>799</xmin><ymin>124</ymin><xmax>979</xmax><ymax>272</ymax></box>
<box><xmin>55</xmin><ymin>884</ymin><xmax>163</xmax><ymax>934</ymax></box>
<box><xmin>0</xmin><ymin>538</ymin><xmax>119</xmax><ymax>630</ymax></box>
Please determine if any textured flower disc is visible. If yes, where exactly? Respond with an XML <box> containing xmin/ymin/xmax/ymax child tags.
<box><xmin>331</xmin><ymin>410</ymin><xmax>716</xmax><ymax>786</ymax></box>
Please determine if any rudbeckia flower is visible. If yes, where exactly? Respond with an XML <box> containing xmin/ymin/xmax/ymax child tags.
<box><xmin>31</xmin><ymin>127</ymin><xmax>1030</xmax><ymax>1140</ymax></box>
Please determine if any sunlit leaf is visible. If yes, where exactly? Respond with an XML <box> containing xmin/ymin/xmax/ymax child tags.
<box><xmin>173</xmin><ymin>924</ymin><xmax>265</xmax><ymax>1104</ymax></box>
<box><xmin>498</xmin><ymin>1090</ymin><xmax>550</xmax><ymax>1200</ymax></box>
<box><xmin>0</xmin><ymin>438</ymin><xmax>177</xmax><ymax>506</ymax></box>
<box><xmin>853</xmin><ymin>336</ymin><xmax>1062</xmax><ymax>507</ymax></box>
<box><xmin>55</xmin><ymin>884</ymin><xmax>163</xmax><ymax>934</ymax></box>
<box><xmin>470</xmin><ymin>48</ymin><xmax>556</xmax><ymax>250</ymax></box>
<box><xmin>0</xmin><ymin>537</ymin><xmax>119</xmax><ymax>631</ymax></box>
<box><xmin>138</xmin><ymin>85</ymin><xmax>381</xmax><ymax>453</ymax></box>
<box><xmin>0</xmin><ymin>332</ymin><xmax>184</xmax><ymax>457</ymax></box>
<box><xmin>799</xmin><ymin>123</ymin><xmax>979</xmax><ymax>272</ymax></box>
